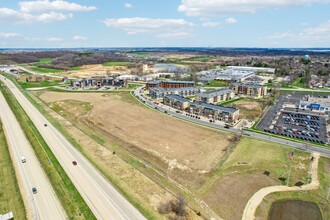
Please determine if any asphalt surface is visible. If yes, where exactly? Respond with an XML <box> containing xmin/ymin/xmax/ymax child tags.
<box><xmin>0</xmin><ymin>75</ymin><xmax>146</xmax><ymax>220</ymax></box>
<box><xmin>134</xmin><ymin>87</ymin><xmax>330</xmax><ymax>158</ymax></box>
<box><xmin>0</xmin><ymin>92</ymin><xmax>67</xmax><ymax>220</ymax></box>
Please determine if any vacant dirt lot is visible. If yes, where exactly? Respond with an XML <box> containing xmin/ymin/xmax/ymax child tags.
<box><xmin>39</xmin><ymin>91</ymin><xmax>233</xmax><ymax>172</ymax></box>
<box><xmin>68</xmin><ymin>64</ymin><xmax>129</xmax><ymax>78</ymax></box>
<box><xmin>227</xmin><ymin>99</ymin><xmax>264</xmax><ymax>120</ymax></box>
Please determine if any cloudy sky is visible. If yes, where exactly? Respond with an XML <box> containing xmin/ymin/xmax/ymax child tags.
<box><xmin>0</xmin><ymin>0</ymin><xmax>330</xmax><ymax>48</ymax></box>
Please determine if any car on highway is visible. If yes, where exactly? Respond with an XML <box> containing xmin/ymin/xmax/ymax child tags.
<box><xmin>72</xmin><ymin>161</ymin><xmax>77</xmax><ymax>166</ymax></box>
<box><xmin>224</xmin><ymin>125</ymin><xmax>230</xmax><ymax>129</ymax></box>
<box><xmin>32</xmin><ymin>187</ymin><xmax>37</xmax><ymax>194</ymax></box>
<box><xmin>44</xmin><ymin>123</ymin><xmax>47</xmax><ymax>127</ymax></box>
<box><xmin>21</xmin><ymin>156</ymin><xmax>26</xmax><ymax>163</ymax></box>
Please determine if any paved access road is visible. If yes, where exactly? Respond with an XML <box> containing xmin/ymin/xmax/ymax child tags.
<box><xmin>133</xmin><ymin>86</ymin><xmax>330</xmax><ymax>158</ymax></box>
<box><xmin>0</xmin><ymin>76</ymin><xmax>146</xmax><ymax>220</ymax></box>
<box><xmin>0</xmin><ymin>92</ymin><xmax>67</xmax><ymax>220</ymax></box>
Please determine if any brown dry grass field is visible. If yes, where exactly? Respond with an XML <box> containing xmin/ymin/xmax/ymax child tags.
<box><xmin>34</xmin><ymin>90</ymin><xmax>315</xmax><ymax>220</ymax></box>
<box><xmin>39</xmin><ymin>91</ymin><xmax>233</xmax><ymax>172</ymax></box>
<box><xmin>226</xmin><ymin>99</ymin><xmax>264</xmax><ymax>121</ymax></box>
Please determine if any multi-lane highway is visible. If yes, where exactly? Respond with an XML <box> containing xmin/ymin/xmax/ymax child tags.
<box><xmin>0</xmin><ymin>75</ymin><xmax>145</xmax><ymax>220</ymax></box>
<box><xmin>0</xmin><ymin>92</ymin><xmax>67</xmax><ymax>220</ymax></box>
<box><xmin>133</xmin><ymin>86</ymin><xmax>330</xmax><ymax>158</ymax></box>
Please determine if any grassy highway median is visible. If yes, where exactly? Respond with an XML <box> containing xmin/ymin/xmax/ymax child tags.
<box><xmin>0</xmin><ymin>121</ymin><xmax>26</xmax><ymax>219</ymax></box>
<box><xmin>0</xmin><ymin>81</ymin><xmax>96</xmax><ymax>220</ymax></box>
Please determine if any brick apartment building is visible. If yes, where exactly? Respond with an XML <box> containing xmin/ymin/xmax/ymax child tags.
<box><xmin>146</xmin><ymin>80</ymin><xmax>195</xmax><ymax>90</ymax></box>
<box><xmin>231</xmin><ymin>82</ymin><xmax>267</xmax><ymax>98</ymax></box>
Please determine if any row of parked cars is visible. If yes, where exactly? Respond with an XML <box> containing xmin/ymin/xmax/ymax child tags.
<box><xmin>263</xmin><ymin>128</ymin><xmax>326</xmax><ymax>144</ymax></box>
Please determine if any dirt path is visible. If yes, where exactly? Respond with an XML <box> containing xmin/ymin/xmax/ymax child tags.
<box><xmin>241</xmin><ymin>152</ymin><xmax>320</xmax><ymax>220</ymax></box>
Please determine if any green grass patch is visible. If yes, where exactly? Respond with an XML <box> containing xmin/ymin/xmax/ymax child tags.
<box><xmin>69</xmin><ymin>66</ymin><xmax>82</xmax><ymax>71</ymax></box>
<box><xmin>291</xmin><ymin>77</ymin><xmax>308</xmax><ymax>88</ymax></box>
<box><xmin>31</xmin><ymin>58</ymin><xmax>53</xmax><ymax>66</ymax></box>
<box><xmin>103</xmin><ymin>62</ymin><xmax>131</xmax><ymax>66</ymax></box>
<box><xmin>223</xmin><ymin>137</ymin><xmax>311</xmax><ymax>186</ymax></box>
<box><xmin>190</xmin><ymin>57</ymin><xmax>216</xmax><ymax>62</ymax></box>
<box><xmin>279</xmin><ymin>89</ymin><xmax>330</xmax><ymax>94</ymax></box>
<box><xmin>19</xmin><ymin>80</ymin><xmax>63</xmax><ymax>89</ymax></box>
<box><xmin>0</xmin><ymin>82</ymin><xmax>96</xmax><ymax>220</ymax></box>
<box><xmin>0</xmin><ymin>121</ymin><xmax>26</xmax><ymax>220</ymax></box>
<box><xmin>204</xmin><ymin>80</ymin><xmax>230</xmax><ymax>87</ymax></box>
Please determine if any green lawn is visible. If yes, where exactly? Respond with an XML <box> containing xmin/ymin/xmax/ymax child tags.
<box><xmin>291</xmin><ymin>77</ymin><xmax>308</xmax><ymax>88</ymax></box>
<box><xmin>190</xmin><ymin>57</ymin><xmax>216</xmax><ymax>62</ymax></box>
<box><xmin>204</xmin><ymin>80</ymin><xmax>230</xmax><ymax>87</ymax></box>
<box><xmin>19</xmin><ymin>80</ymin><xmax>64</xmax><ymax>89</ymax></box>
<box><xmin>223</xmin><ymin>138</ymin><xmax>310</xmax><ymax>185</ymax></box>
<box><xmin>32</xmin><ymin>58</ymin><xmax>53</xmax><ymax>66</ymax></box>
<box><xmin>30</xmin><ymin>67</ymin><xmax>63</xmax><ymax>73</ymax></box>
<box><xmin>0</xmin><ymin>121</ymin><xmax>26</xmax><ymax>220</ymax></box>
<box><xmin>69</xmin><ymin>66</ymin><xmax>82</xmax><ymax>71</ymax></box>
<box><xmin>103</xmin><ymin>62</ymin><xmax>131</xmax><ymax>66</ymax></box>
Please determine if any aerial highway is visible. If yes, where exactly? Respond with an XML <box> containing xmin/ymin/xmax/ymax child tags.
<box><xmin>0</xmin><ymin>76</ymin><xmax>146</xmax><ymax>220</ymax></box>
<box><xmin>0</xmin><ymin>92</ymin><xmax>67</xmax><ymax>220</ymax></box>
<box><xmin>133</xmin><ymin>86</ymin><xmax>330</xmax><ymax>158</ymax></box>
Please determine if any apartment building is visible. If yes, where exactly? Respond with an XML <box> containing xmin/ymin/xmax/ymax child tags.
<box><xmin>231</xmin><ymin>82</ymin><xmax>267</xmax><ymax>98</ymax></box>
<box><xmin>149</xmin><ymin>87</ymin><xmax>201</xmax><ymax>99</ymax></box>
<box><xmin>195</xmin><ymin>88</ymin><xmax>235</xmax><ymax>104</ymax></box>
<box><xmin>146</xmin><ymin>80</ymin><xmax>195</xmax><ymax>90</ymax></box>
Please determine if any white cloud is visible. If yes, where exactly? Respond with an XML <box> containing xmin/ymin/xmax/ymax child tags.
<box><xmin>73</xmin><ymin>35</ymin><xmax>88</xmax><ymax>41</ymax></box>
<box><xmin>268</xmin><ymin>20</ymin><xmax>330</xmax><ymax>44</ymax></box>
<box><xmin>178</xmin><ymin>0</ymin><xmax>330</xmax><ymax>16</ymax></box>
<box><xmin>156</xmin><ymin>32</ymin><xmax>192</xmax><ymax>38</ymax></box>
<box><xmin>124</xmin><ymin>3</ymin><xmax>133</xmax><ymax>8</ymax></box>
<box><xmin>0</xmin><ymin>1</ymin><xmax>95</xmax><ymax>24</ymax></box>
<box><xmin>0</xmin><ymin>32</ymin><xmax>21</xmax><ymax>39</ymax></box>
<box><xmin>202</xmin><ymin>21</ymin><xmax>222</xmax><ymax>27</ymax></box>
<box><xmin>103</xmin><ymin>17</ymin><xmax>194</xmax><ymax>38</ymax></box>
<box><xmin>19</xmin><ymin>0</ymin><xmax>97</xmax><ymax>13</ymax></box>
<box><xmin>46</xmin><ymin>37</ymin><xmax>63</xmax><ymax>42</ymax></box>
<box><xmin>225</xmin><ymin>17</ymin><xmax>237</xmax><ymax>24</ymax></box>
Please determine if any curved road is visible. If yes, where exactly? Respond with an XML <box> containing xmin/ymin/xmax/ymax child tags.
<box><xmin>0</xmin><ymin>93</ymin><xmax>67</xmax><ymax>220</ymax></box>
<box><xmin>0</xmin><ymin>76</ymin><xmax>145</xmax><ymax>220</ymax></box>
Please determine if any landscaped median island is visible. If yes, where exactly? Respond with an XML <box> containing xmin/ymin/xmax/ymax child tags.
<box><xmin>0</xmin><ymin>121</ymin><xmax>26</xmax><ymax>220</ymax></box>
<box><xmin>0</xmin><ymin>81</ymin><xmax>96</xmax><ymax>220</ymax></box>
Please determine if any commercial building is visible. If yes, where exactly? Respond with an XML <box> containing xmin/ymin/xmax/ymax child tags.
<box><xmin>188</xmin><ymin>102</ymin><xmax>239</xmax><ymax>123</ymax></box>
<box><xmin>163</xmin><ymin>94</ymin><xmax>190</xmax><ymax>110</ymax></box>
<box><xmin>149</xmin><ymin>87</ymin><xmax>201</xmax><ymax>99</ymax></box>
<box><xmin>231</xmin><ymin>82</ymin><xmax>267</xmax><ymax>98</ymax></box>
<box><xmin>146</xmin><ymin>80</ymin><xmax>195</xmax><ymax>90</ymax></box>
<box><xmin>299</xmin><ymin>95</ymin><xmax>330</xmax><ymax>113</ymax></box>
<box><xmin>71</xmin><ymin>77</ymin><xmax>127</xmax><ymax>88</ymax></box>
<box><xmin>195</xmin><ymin>88</ymin><xmax>235</xmax><ymax>104</ymax></box>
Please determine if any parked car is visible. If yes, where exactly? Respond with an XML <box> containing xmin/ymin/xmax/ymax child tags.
<box><xmin>72</xmin><ymin>161</ymin><xmax>77</xmax><ymax>166</ymax></box>
<box><xmin>32</xmin><ymin>187</ymin><xmax>37</xmax><ymax>194</ymax></box>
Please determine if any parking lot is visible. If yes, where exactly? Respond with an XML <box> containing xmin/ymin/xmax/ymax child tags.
<box><xmin>258</xmin><ymin>92</ymin><xmax>329</xmax><ymax>145</ymax></box>
<box><xmin>264</xmin><ymin>111</ymin><xmax>327</xmax><ymax>144</ymax></box>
